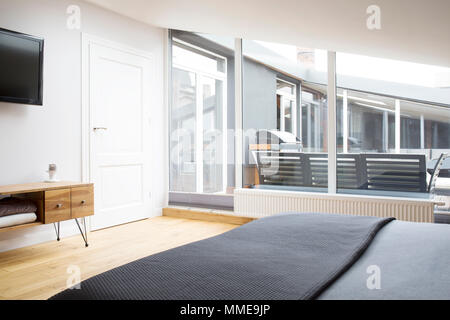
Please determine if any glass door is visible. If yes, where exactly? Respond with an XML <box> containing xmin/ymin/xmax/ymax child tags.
<box><xmin>170</xmin><ymin>39</ymin><xmax>228</xmax><ymax>194</ymax></box>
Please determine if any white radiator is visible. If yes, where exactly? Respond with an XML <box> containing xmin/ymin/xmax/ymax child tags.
<box><xmin>234</xmin><ymin>189</ymin><xmax>436</xmax><ymax>223</ymax></box>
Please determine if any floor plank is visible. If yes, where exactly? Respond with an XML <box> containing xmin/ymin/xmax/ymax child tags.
<box><xmin>0</xmin><ymin>216</ymin><xmax>237</xmax><ymax>300</ymax></box>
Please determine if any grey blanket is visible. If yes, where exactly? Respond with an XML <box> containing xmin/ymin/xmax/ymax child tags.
<box><xmin>50</xmin><ymin>213</ymin><xmax>394</xmax><ymax>300</ymax></box>
<box><xmin>0</xmin><ymin>197</ymin><xmax>37</xmax><ymax>217</ymax></box>
<box><xmin>319</xmin><ymin>220</ymin><xmax>450</xmax><ymax>300</ymax></box>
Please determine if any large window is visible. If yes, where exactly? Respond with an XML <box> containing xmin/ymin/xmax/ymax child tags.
<box><xmin>336</xmin><ymin>52</ymin><xmax>450</xmax><ymax>198</ymax></box>
<box><xmin>168</xmin><ymin>29</ymin><xmax>450</xmax><ymax>209</ymax></box>
<box><xmin>169</xmin><ymin>31</ymin><xmax>235</xmax><ymax>198</ymax></box>
<box><xmin>242</xmin><ymin>39</ymin><xmax>328</xmax><ymax>191</ymax></box>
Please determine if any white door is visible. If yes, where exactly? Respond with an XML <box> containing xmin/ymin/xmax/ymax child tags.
<box><xmin>86</xmin><ymin>39</ymin><xmax>153</xmax><ymax>230</ymax></box>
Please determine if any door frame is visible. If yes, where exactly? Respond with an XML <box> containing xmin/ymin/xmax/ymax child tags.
<box><xmin>81</xmin><ymin>33</ymin><xmax>155</xmax><ymax>229</ymax></box>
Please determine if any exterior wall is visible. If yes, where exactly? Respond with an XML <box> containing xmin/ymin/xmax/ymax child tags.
<box><xmin>243</xmin><ymin>59</ymin><xmax>277</xmax><ymax>131</ymax></box>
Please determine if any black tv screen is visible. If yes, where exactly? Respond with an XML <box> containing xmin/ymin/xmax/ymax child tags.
<box><xmin>0</xmin><ymin>28</ymin><xmax>44</xmax><ymax>105</ymax></box>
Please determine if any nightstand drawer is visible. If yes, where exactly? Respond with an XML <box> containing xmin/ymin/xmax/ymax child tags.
<box><xmin>45</xmin><ymin>189</ymin><xmax>71</xmax><ymax>223</ymax></box>
<box><xmin>71</xmin><ymin>185</ymin><xmax>94</xmax><ymax>218</ymax></box>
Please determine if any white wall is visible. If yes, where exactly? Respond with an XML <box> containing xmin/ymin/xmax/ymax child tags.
<box><xmin>85</xmin><ymin>0</ymin><xmax>450</xmax><ymax>68</ymax></box>
<box><xmin>0</xmin><ymin>0</ymin><xmax>167</xmax><ymax>252</ymax></box>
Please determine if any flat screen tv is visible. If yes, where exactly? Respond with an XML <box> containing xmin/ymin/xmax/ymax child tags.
<box><xmin>0</xmin><ymin>28</ymin><xmax>44</xmax><ymax>106</ymax></box>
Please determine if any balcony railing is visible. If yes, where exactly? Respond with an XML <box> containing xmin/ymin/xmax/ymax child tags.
<box><xmin>252</xmin><ymin>151</ymin><xmax>447</xmax><ymax>195</ymax></box>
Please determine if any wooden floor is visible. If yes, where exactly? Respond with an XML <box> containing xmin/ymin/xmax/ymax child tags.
<box><xmin>0</xmin><ymin>216</ymin><xmax>237</xmax><ymax>300</ymax></box>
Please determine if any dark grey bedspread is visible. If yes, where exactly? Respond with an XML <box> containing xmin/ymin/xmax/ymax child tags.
<box><xmin>50</xmin><ymin>213</ymin><xmax>394</xmax><ymax>300</ymax></box>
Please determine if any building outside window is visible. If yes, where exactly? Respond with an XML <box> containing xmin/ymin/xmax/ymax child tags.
<box><xmin>301</xmin><ymin>83</ymin><xmax>328</xmax><ymax>152</ymax></box>
<box><xmin>242</xmin><ymin>39</ymin><xmax>328</xmax><ymax>189</ymax></box>
<box><xmin>276</xmin><ymin>79</ymin><xmax>297</xmax><ymax>135</ymax></box>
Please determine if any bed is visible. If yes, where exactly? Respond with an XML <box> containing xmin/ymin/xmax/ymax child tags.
<box><xmin>319</xmin><ymin>219</ymin><xmax>450</xmax><ymax>299</ymax></box>
<box><xmin>50</xmin><ymin>212</ymin><xmax>450</xmax><ymax>300</ymax></box>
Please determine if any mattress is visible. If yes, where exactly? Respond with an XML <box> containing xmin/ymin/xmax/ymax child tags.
<box><xmin>0</xmin><ymin>213</ymin><xmax>37</xmax><ymax>228</ymax></box>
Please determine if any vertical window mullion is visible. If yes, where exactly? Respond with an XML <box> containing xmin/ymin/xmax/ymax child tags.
<box><xmin>395</xmin><ymin>99</ymin><xmax>401</xmax><ymax>153</ymax></box>
<box><xmin>327</xmin><ymin>51</ymin><xmax>337</xmax><ymax>194</ymax></box>
<box><xmin>222</xmin><ymin>77</ymin><xmax>228</xmax><ymax>193</ymax></box>
<box><xmin>298</xmin><ymin>82</ymin><xmax>302</xmax><ymax>142</ymax></box>
<box><xmin>307</xmin><ymin>105</ymin><xmax>312</xmax><ymax>149</ymax></box>
<box><xmin>316</xmin><ymin>104</ymin><xmax>321</xmax><ymax>149</ymax></box>
<box><xmin>420</xmin><ymin>114</ymin><xmax>425</xmax><ymax>149</ymax></box>
<box><xmin>292</xmin><ymin>85</ymin><xmax>297</xmax><ymax>135</ymax></box>
<box><xmin>280</xmin><ymin>96</ymin><xmax>285</xmax><ymax>132</ymax></box>
<box><xmin>234</xmin><ymin>38</ymin><xmax>243</xmax><ymax>189</ymax></box>
<box><xmin>292</xmin><ymin>98</ymin><xmax>297</xmax><ymax>135</ymax></box>
<box><xmin>196</xmin><ymin>74</ymin><xmax>204</xmax><ymax>193</ymax></box>
<box><xmin>343</xmin><ymin>89</ymin><xmax>348</xmax><ymax>153</ymax></box>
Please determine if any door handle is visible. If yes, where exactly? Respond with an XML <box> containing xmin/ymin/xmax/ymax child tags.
<box><xmin>93</xmin><ymin>127</ymin><xmax>108</xmax><ymax>131</ymax></box>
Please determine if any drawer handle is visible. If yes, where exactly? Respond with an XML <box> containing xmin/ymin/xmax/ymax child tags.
<box><xmin>81</xmin><ymin>200</ymin><xmax>86</xmax><ymax>205</ymax></box>
<box><xmin>56</xmin><ymin>203</ymin><xmax>63</xmax><ymax>209</ymax></box>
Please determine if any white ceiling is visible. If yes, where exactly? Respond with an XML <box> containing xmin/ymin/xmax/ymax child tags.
<box><xmin>84</xmin><ymin>0</ymin><xmax>450</xmax><ymax>68</ymax></box>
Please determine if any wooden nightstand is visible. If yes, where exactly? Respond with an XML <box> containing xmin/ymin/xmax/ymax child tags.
<box><xmin>0</xmin><ymin>181</ymin><xmax>94</xmax><ymax>247</ymax></box>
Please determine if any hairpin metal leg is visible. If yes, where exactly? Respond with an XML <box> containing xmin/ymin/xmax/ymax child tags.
<box><xmin>53</xmin><ymin>222</ymin><xmax>60</xmax><ymax>241</ymax></box>
<box><xmin>75</xmin><ymin>217</ymin><xmax>89</xmax><ymax>247</ymax></box>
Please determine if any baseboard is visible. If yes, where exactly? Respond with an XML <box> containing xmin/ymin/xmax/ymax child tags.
<box><xmin>162</xmin><ymin>207</ymin><xmax>255</xmax><ymax>225</ymax></box>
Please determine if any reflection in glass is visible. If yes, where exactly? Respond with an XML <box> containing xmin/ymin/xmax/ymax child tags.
<box><xmin>203</xmin><ymin>77</ymin><xmax>224</xmax><ymax>193</ymax></box>
<box><xmin>336</xmin><ymin>89</ymin><xmax>395</xmax><ymax>154</ymax></box>
<box><xmin>170</xmin><ymin>68</ymin><xmax>197</xmax><ymax>192</ymax></box>
<box><xmin>169</xmin><ymin>31</ymin><xmax>232</xmax><ymax>195</ymax></box>
<box><xmin>283</xmin><ymin>99</ymin><xmax>292</xmax><ymax>133</ymax></box>
<box><xmin>336</xmin><ymin>51</ymin><xmax>450</xmax><ymax>199</ymax></box>
<box><xmin>301</xmin><ymin>83</ymin><xmax>328</xmax><ymax>152</ymax></box>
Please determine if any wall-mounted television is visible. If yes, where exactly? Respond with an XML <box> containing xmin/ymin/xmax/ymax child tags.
<box><xmin>0</xmin><ymin>28</ymin><xmax>44</xmax><ymax>106</ymax></box>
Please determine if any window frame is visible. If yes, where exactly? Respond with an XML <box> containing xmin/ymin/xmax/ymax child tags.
<box><xmin>170</xmin><ymin>38</ymin><xmax>228</xmax><ymax>194</ymax></box>
<box><xmin>276</xmin><ymin>78</ymin><xmax>297</xmax><ymax>134</ymax></box>
<box><xmin>168</xmin><ymin>30</ymin><xmax>450</xmax><ymax>210</ymax></box>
